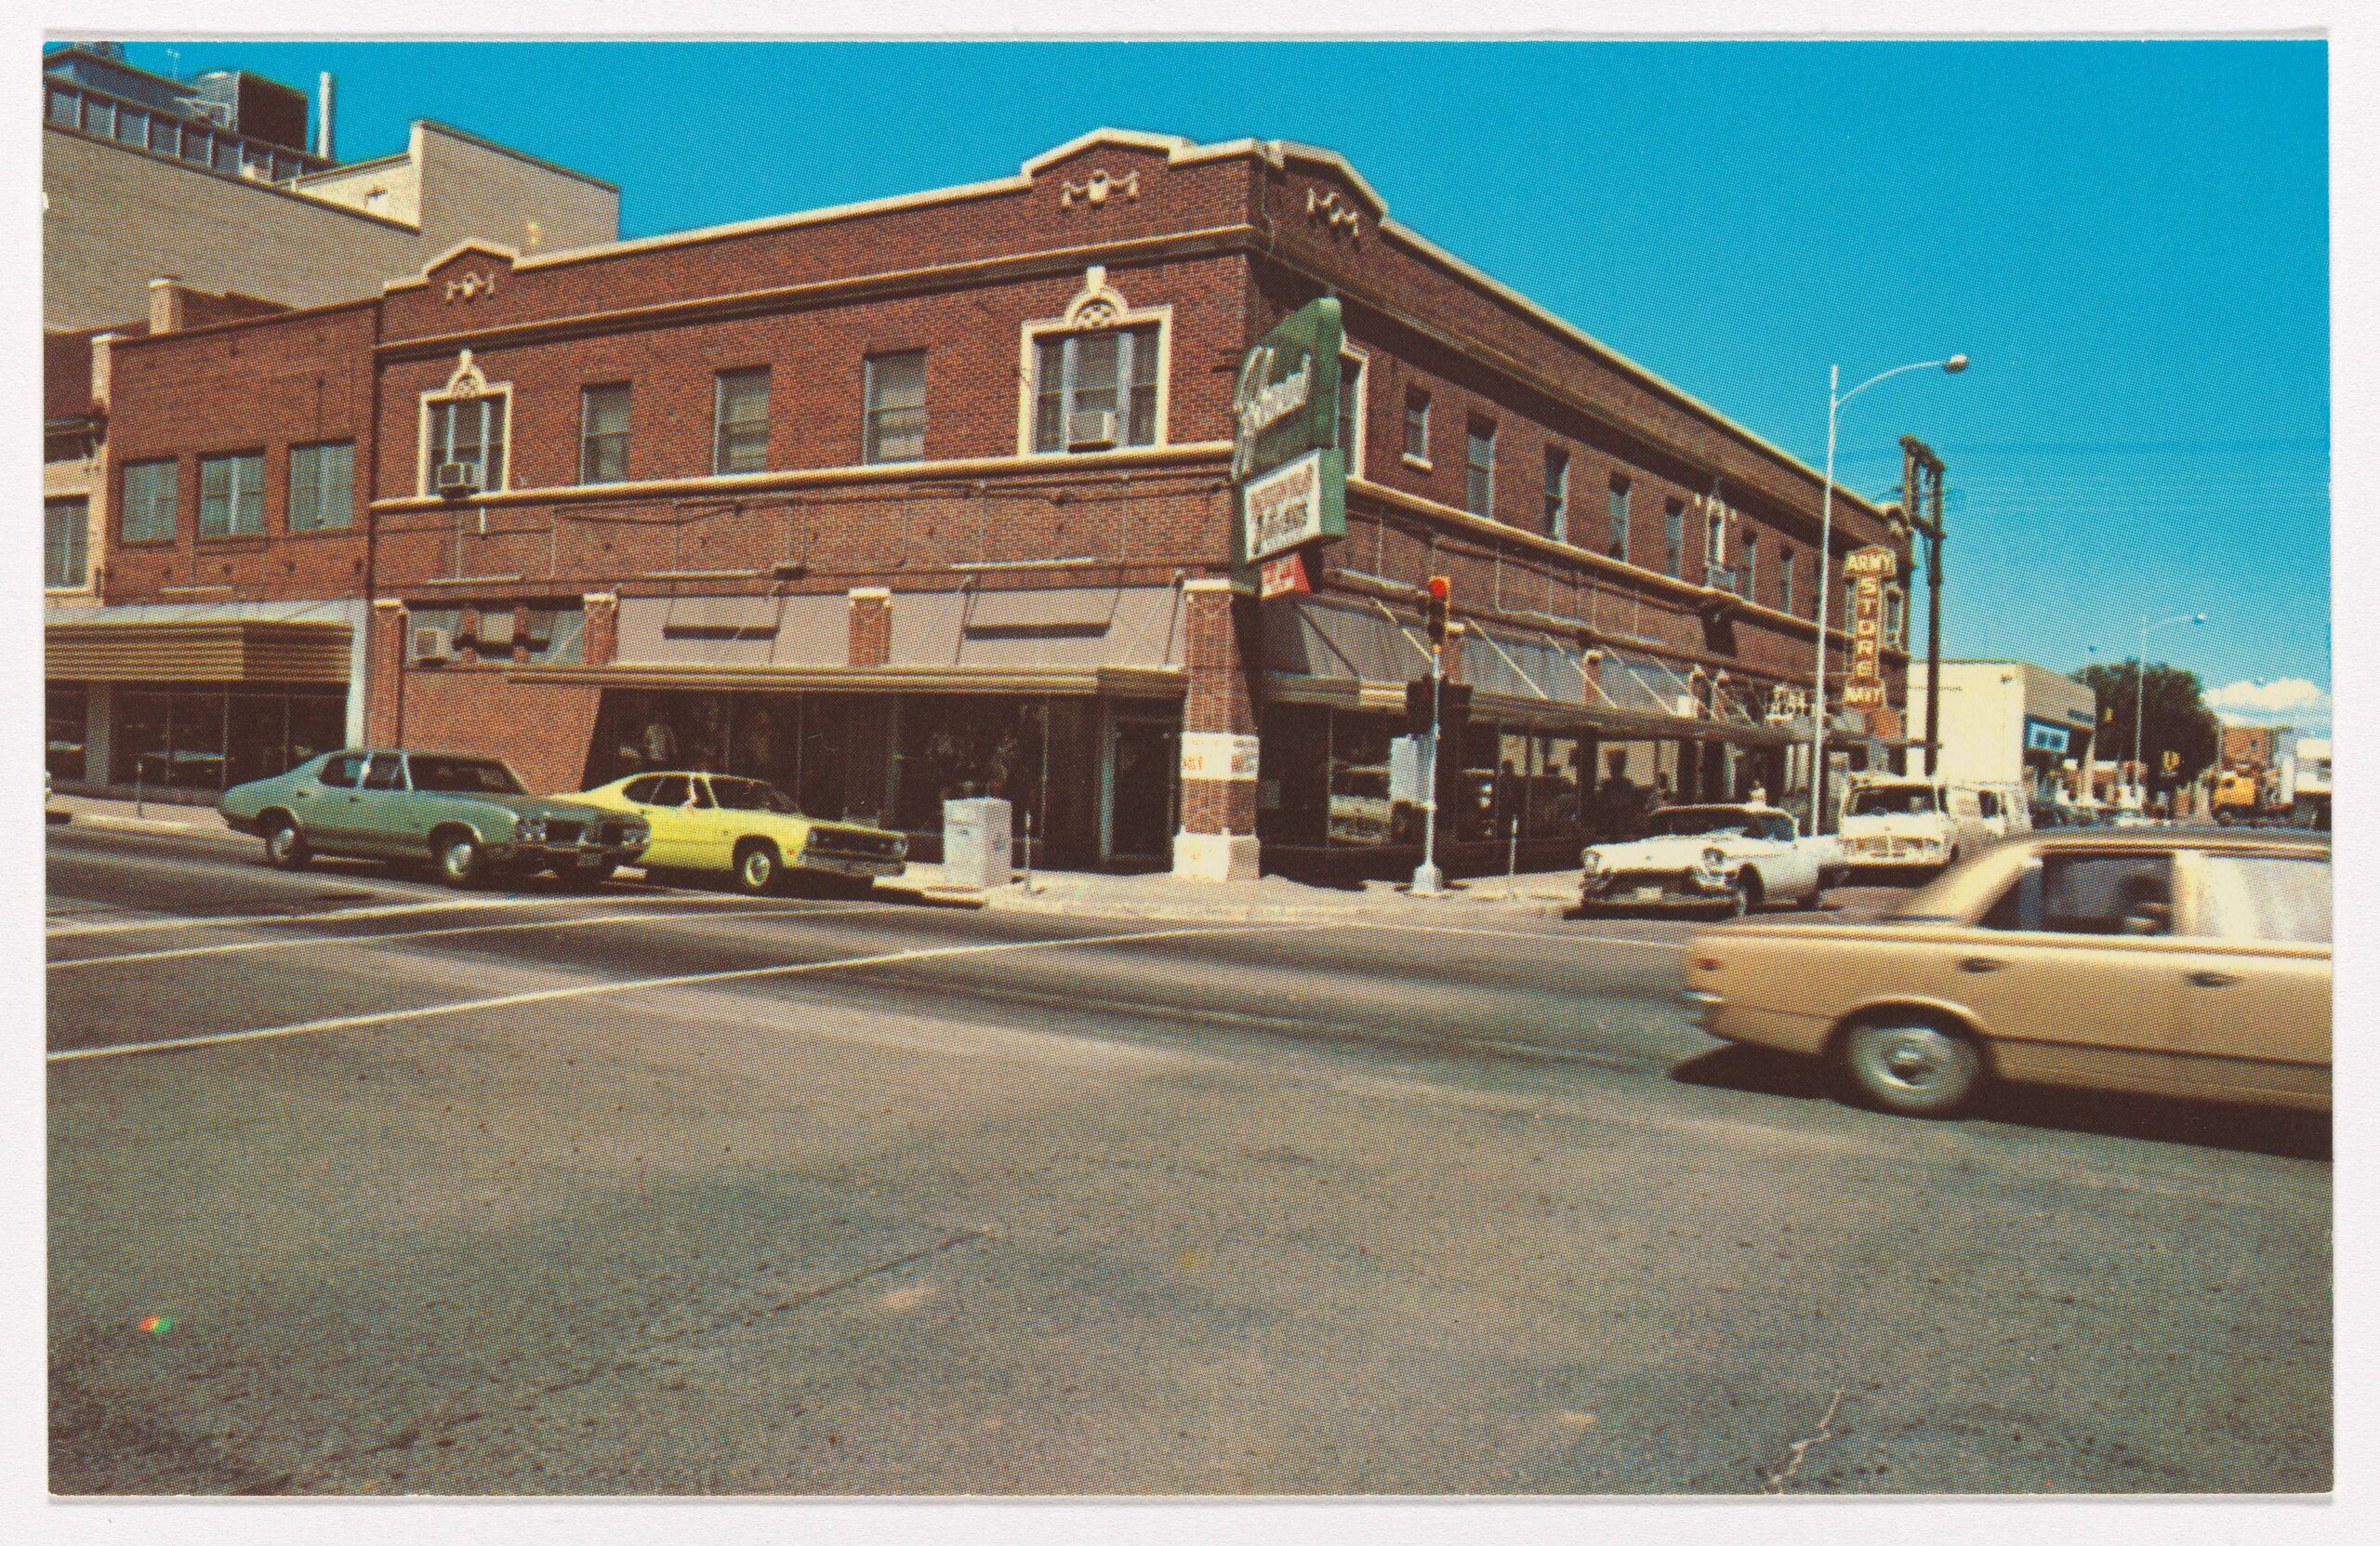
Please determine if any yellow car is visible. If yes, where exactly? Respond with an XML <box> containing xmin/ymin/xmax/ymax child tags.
<box><xmin>1680</xmin><ymin>829</ymin><xmax>2330</xmax><ymax>1118</ymax></box>
<box><xmin>576</xmin><ymin>772</ymin><xmax>907</xmax><ymax>894</ymax></box>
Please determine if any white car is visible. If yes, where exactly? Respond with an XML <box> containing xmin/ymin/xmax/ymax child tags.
<box><xmin>1836</xmin><ymin>779</ymin><xmax>1994</xmax><ymax>874</ymax></box>
<box><xmin>1580</xmin><ymin>804</ymin><xmax>1835</xmax><ymax>917</ymax></box>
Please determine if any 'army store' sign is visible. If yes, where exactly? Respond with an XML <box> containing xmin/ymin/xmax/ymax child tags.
<box><xmin>1235</xmin><ymin>297</ymin><xmax>1346</xmax><ymax>566</ymax></box>
<box><xmin>1841</xmin><ymin>545</ymin><xmax>1896</xmax><ymax>709</ymax></box>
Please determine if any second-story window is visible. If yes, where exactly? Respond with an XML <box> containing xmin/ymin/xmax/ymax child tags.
<box><xmin>428</xmin><ymin>395</ymin><xmax>507</xmax><ymax>494</ymax></box>
<box><xmin>580</xmin><ymin>384</ymin><xmax>631</xmax><ymax>483</ymax></box>
<box><xmin>1886</xmin><ymin>584</ymin><xmax>1908</xmax><ymax>649</ymax></box>
<box><xmin>866</xmin><ymin>350</ymin><xmax>928</xmax><ymax>463</ymax></box>
<box><xmin>198</xmin><ymin>452</ymin><xmax>265</xmax><ymax>537</ymax></box>
<box><xmin>1032</xmin><ymin>326</ymin><xmax>1157</xmax><ymax>454</ymax></box>
<box><xmin>1780</xmin><ymin>547</ymin><xmax>1797</xmax><ymax>614</ymax></box>
<box><xmin>1337</xmin><ymin>352</ymin><xmax>1366</xmax><ymax>477</ymax></box>
<box><xmin>1663</xmin><ymin>499</ymin><xmax>1685</xmax><ymax>577</ymax></box>
<box><xmin>1606</xmin><ymin>476</ymin><xmax>1632</xmax><ymax>562</ymax></box>
<box><xmin>714</xmin><ymin>368</ymin><xmax>771</xmax><ymax>474</ymax></box>
<box><xmin>121</xmin><ymin>458</ymin><xmax>178</xmax><ymax>542</ymax></box>
<box><xmin>289</xmin><ymin>443</ymin><xmax>353</xmax><ymax>532</ymax></box>
<box><xmin>1739</xmin><ymin>531</ymin><xmax>1758</xmax><ymax>601</ymax></box>
<box><xmin>1706</xmin><ymin>508</ymin><xmax>1727</xmax><ymax>583</ymax></box>
<box><xmin>1403</xmin><ymin>389</ymin><xmax>1430</xmax><ymax>463</ymax></box>
<box><xmin>46</xmin><ymin>499</ymin><xmax>88</xmax><ymax>589</ymax></box>
<box><xmin>1542</xmin><ymin>447</ymin><xmax>1569</xmax><ymax>540</ymax></box>
<box><xmin>1465</xmin><ymin>421</ymin><xmax>1496</xmax><ymax>517</ymax></box>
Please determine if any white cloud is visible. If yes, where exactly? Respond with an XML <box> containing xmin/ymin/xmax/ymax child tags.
<box><xmin>2203</xmin><ymin>678</ymin><xmax>2330</xmax><ymax>725</ymax></box>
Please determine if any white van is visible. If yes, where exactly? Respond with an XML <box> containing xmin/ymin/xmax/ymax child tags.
<box><xmin>1836</xmin><ymin>777</ymin><xmax>1997</xmax><ymax>874</ymax></box>
<box><xmin>1969</xmin><ymin>783</ymin><xmax>2033</xmax><ymax>841</ymax></box>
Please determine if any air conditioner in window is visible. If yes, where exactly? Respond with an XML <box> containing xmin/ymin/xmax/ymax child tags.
<box><xmin>412</xmin><ymin>626</ymin><xmax>453</xmax><ymax>663</ymax></box>
<box><xmin>1066</xmin><ymin>409</ymin><xmax>1118</xmax><ymax>451</ymax></box>
<box><xmin>435</xmin><ymin>460</ymin><xmax>480</xmax><ymax>497</ymax></box>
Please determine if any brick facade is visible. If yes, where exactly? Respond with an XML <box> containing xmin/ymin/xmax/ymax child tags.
<box><xmin>79</xmin><ymin>127</ymin><xmax>1924</xmax><ymax>874</ymax></box>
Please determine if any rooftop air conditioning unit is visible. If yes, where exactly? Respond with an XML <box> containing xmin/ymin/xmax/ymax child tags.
<box><xmin>412</xmin><ymin>625</ymin><xmax>453</xmax><ymax>663</ymax></box>
<box><xmin>1066</xmin><ymin>409</ymin><xmax>1118</xmax><ymax>451</ymax></box>
<box><xmin>435</xmin><ymin>460</ymin><xmax>480</xmax><ymax>497</ymax></box>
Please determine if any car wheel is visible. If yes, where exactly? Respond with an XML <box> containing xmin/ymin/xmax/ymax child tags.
<box><xmin>1834</xmin><ymin>1017</ymin><xmax>1984</xmax><ymax>1117</ymax></box>
<box><xmin>734</xmin><ymin>839</ymin><xmax>781</xmax><ymax>895</ymax></box>
<box><xmin>435</xmin><ymin>830</ymin><xmax>485</xmax><ymax>890</ymax></box>
<box><xmin>1795</xmin><ymin>881</ymin><xmax>1826</xmax><ymax>911</ymax></box>
<box><xmin>263</xmin><ymin>816</ymin><xmax>311</xmax><ymax>871</ymax></box>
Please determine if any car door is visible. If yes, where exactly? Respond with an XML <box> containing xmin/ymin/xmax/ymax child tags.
<box><xmin>345</xmin><ymin>752</ymin><xmax>412</xmax><ymax>855</ymax></box>
<box><xmin>1906</xmin><ymin>847</ymin><xmax>2196</xmax><ymax>1098</ymax></box>
<box><xmin>1760</xmin><ymin>811</ymin><xmax>1816</xmax><ymax>896</ymax></box>
<box><xmin>630</xmin><ymin>774</ymin><xmax>697</xmax><ymax>867</ymax></box>
<box><xmin>682</xmin><ymin>775</ymin><xmax>737</xmax><ymax>868</ymax></box>
<box><xmin>303</xmin><ymin>752</ymin><xmax>368</xmax><ymax>853</ymax></box>
<box><xmin>2171</xmin><ymin>848</ymin><xmax>2332</xmax><ymax>1106</ymax></box>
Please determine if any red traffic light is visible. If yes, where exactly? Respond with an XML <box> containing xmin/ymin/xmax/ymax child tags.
<box><xmin>1426</xmin><ymin>575</ymin><xmax>1451</xmax><ymax>601</ymax></box>
<box><xmin>1425</xmin><ymin>575</ymin><xmax>1451</xmax><ymax>645</ymax></box>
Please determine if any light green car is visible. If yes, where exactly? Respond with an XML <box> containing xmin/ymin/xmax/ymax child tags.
<box><xmin>575</xmin><ymin>771</ymin><xmax>908</xmax><ymax>894</ymax></box>
<box><xmin>219</xmin><ymin>749</ymin><xmax>650</xmax><ymax>889</ymax></box>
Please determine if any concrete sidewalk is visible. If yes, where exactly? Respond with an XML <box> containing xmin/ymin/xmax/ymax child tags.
<box><xmin>45</xmin><ymin>793</ymin><xmax>1580</xmax><ymax>922</ymax></box>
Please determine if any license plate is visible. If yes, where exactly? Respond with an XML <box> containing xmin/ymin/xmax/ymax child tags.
<box><xmin>577</xmin><ymin>852</ymin><xmax>604</xmax><ymax>867</ymax></box>
<box><xmin>1633</xmin><ymin>886</ymin><xmax>1662</xmax><ymax>902</ymax></box>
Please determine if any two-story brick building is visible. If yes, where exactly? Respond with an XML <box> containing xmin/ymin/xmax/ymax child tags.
<box><xmin>55</xmin><ymin>127</ymin><xmax>1914</xmax><ymax>879</ymax></box>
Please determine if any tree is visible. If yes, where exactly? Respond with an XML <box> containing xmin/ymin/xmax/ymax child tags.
<box><xmin>2074</xmin><ymin>660</ymin><xmax>2223</xmax><ymax>800</ymax></box>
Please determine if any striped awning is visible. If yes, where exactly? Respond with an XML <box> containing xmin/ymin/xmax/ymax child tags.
<box><xmin>46</xmin><ymin>619</ymin><xmax>352</xmax><ymax>684</ymax></box>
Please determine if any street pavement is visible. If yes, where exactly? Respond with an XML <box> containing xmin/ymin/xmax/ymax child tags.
<box><xmin>46</xmin><ymin>824</ymin><xmax>2330</xmax><ymax>1495</ymax></box>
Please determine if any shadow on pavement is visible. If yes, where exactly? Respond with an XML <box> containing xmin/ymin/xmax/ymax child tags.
<box><xmin>1670</xmin><ymin>1046</ymin><xmax>2330</xmax><ymax>1161</ymax></box>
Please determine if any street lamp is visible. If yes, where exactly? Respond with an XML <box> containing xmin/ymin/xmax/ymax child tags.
<box><xmin>1810</xmin><ymin>354</ymin><xmax>1967</xmax><ymax>833</ymax></box>
<box><xmin>2131</xmin><ymin>611</ymin><xmax>2207</xmax><ymax>810</ymax></box>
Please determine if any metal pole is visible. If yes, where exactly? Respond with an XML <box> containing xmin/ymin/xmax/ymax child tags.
<box><xmin>2135</xmin><ymin>616</ymin><xmax>2149</xmax><ymax>811</ymax></box>
<box><xmin>1506</xmin><ymin>813</ymin><xmax>1518</xmax><ymax>899</ymax></box>
<box><xmin>1413</xmin><ymin>644</ymin><xmax>1444</xmax><ymax>896</ymax></box>
<box><xmin>1023</xmin><ymin>806</ymin><xmax>1034</xmax><ymax>895</ymax></box>
<box><xmin>1809</xmin><ymin>365</ymin><xmax>1838</xmax><ymax>836</ymax></box>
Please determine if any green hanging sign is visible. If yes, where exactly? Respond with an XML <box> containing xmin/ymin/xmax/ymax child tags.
<box><xmin>1234</xmin><ymin>297</ymin><xmax>1347</xmax><ymax>566</ymax></box>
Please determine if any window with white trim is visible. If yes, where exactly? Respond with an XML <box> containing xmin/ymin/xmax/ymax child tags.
<box><xmin>1032</xmin><ymin>325</ymin><xmax>1157</xmax><ymax>453</ymax></box>
<box><xmin>1606</xmin><ymin>476</ymin><xmax>1632</xmax><ymax>562</ymax></box>
<box><xmin>1663</xmin><ymin>498</ymin><xmax>1685</xmax><ymax>578</ymax></box>
<box><xmin>1706</xmin><ymin>507</ymin><xmax>1727</xmax><ymax>582</ymax></box>
<box><xmin>1780</xmin><ymin>547</ymin><xmax>1796</xmax><ymax>614</ymax></box>
<box><xmin>1336</xmin><ymin>351</ymin><xmax>1366</xmax><ymax>478</ymax></box>
<box><xmin>198</xmin><ymin>452</ymin><xmax>264</xmax><ymax>537</ymax></box>
<box><xmin>1885</xmin><ymin>584</ymin><xmax>1908</xmax><ymax>649</ymax></box>
<box><xmin>865</xmin><ymin>350</ymin><xmax>928</xmax><ymax>463</ymax></box>
<box><xmin>426</xmin><ymin>395</ymin><xmax>507</xmax><ymax>494</ymax></box>
<box><xmin>1403</xmin><ymin>389</ymin><xmax>1430</xmax><ymax>463</ymax></box>
<box><xmin>580</xmin><ymin>383</ymin><xmax>631</xmax><ymax>484</ymax></box>
<box><xmin>46</xmin><ymin>499</ymin><xmax>88</xmax><ymax>588</ymax></box>
<box><xmin>122</xmin><ymin>459</ymin><xmax>177</xmax><ymax>542</ymax></box>
<box><xmin>1739</xmin><ymin>531</ymin><xmax>1758</xmax><ymax>601</ymax></box>
<box><xmin>714</xmin><ymin>368</ymin><xmax>770</xmax><ymax>474</ymax></box>
<box><xmin>1543</xmin><ymin>447</ymin><xmax>1568</xmax><ymax>541</ymax></box>
<box><xmin>289</xmin><ymin>442</ymin><xmax>353</xmax><ymax>532</ymax></box>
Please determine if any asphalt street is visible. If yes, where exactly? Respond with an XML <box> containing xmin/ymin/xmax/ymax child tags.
<box><xmin>46</xmin><ymin>825</ymin><xmax>2330</xmax><ymax>1495</ymax></box>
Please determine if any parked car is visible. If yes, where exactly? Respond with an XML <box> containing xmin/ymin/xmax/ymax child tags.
<box><xmin>220</xmin><ymin>750</ymin><xmax>649</xmax><ymax>889</ymax></box>
<box><xmin>1678</xmin><ymin>829</ymin><xmax>2331</xmax><ymax>1117</ymax></box>
<box><xmin>1580</xmin><ymin>803</ymin><xmax>1838</xmax><ymax>918</ymax></box>
<box><xmin>1835</xmin><ymin>777</ymin><xmax>1996</xmax><ymax>875</ymax></box>
<box><xmin>575</xmin><ymin>771</ymin><xmax>907</xmax><ymax>894</ymax></box>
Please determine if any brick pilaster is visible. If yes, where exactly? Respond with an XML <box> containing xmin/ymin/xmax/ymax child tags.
<box><xmin>582</xmin><ymin>591</ymin><xmax>619</xmax><ymax>667</ymax></box>
<box><xmin>849</xmin><ymin>588</ymin><xmax>892</xmax><ymax>667</ymax></box>
<box><xmin>1174</xmin><ymin>576</ymin><xmax>1261</xmax><ymax>880</ymax></box>
<box><xmin>364</xmin><ymin>599</ymin><xmax>407</xmax><ymax>747</ymax></box>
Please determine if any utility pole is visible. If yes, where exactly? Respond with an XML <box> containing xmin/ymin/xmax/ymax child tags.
<box><xmin>1901</xmin><ymin>436</ymin><xmax>1948</xmax><ymax>775</ymax></box>
<box><xmin>1412</xmin><ymin>576</ymin><xmax>1451</xmax><ymax>896</ymax></box>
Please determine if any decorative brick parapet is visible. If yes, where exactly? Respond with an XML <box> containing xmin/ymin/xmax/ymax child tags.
<box><xmin>848</xmin><ymin>587</ymin><xmax>892</xmax><ymax>668</ymax></box>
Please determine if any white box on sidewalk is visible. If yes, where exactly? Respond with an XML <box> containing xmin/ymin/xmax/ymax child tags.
<box><xmin>942</xmin><ymin>798</ymin><xmax>1012</xmax><ymax>889</ymax></box>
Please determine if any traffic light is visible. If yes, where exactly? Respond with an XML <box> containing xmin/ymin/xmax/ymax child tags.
<box><xmin>1403</xmin><ymin>676</ymin><xmax>1473</xmax><ymax>736</ymax></box>
<box><xmin>1425</xmin><ymin>575</ymin><xmax>1451</xmax><ymax>646</ymax></box>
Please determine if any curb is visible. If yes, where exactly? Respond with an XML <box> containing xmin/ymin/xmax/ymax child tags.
<box><xmin>62</xmin><ymin>813</ymin><xmax>242</xmax><ymax>840</ymax></box>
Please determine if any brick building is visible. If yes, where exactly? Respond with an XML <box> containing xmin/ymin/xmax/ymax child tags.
<box><xmin>53</xmin><ymin>127</ymin><xmax>1914</xmax><ymax>879</ymax></box>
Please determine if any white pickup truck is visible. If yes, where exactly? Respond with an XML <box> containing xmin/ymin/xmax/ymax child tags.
<box><xmin>1579</xmin><ymin>803</ymin><xmax>1843</xmax><ymax>917</ymax></box>
<box><xmin>1835</xmin><ymin>778</ymin><xmax>1995</xmax><ymax>875</ymax></box>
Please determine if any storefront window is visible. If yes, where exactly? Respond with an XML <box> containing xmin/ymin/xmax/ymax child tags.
<box><xmin>1328</xmin><ymin>713</ymin><xmax>1400</xmax><ymax>847</ymax></box>
<box><xmin>1257</xmin><ymin>705</ymin><xmax>1331</xmax><ymax>847</ymax></box>
<box><xmin>46</xmin><ymin>685</ymin><xmax>87</xmax><ymax>783</ymax></box>
<box><xmin>1528</xmin><ymin>733</ymin><xmax>1584</xmax><ymax>839</ymax></box>
<box><xmin>893</xmin><ymin>696</ymin><xmax>1050</xmax><ymax>835</ymax></box>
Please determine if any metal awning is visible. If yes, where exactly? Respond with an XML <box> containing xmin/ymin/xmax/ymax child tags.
<box><xmin>46</xmin><ymin>619</ymin><xmax>351</xmax><ymax>684</ymax></box>
<box><xmin>509</xmin><ymin>662</ymin><xmax>1186</xmax><ymax>698</ymax></box>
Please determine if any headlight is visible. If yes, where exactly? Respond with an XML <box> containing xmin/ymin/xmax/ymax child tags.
<box><xmin>1580</xmin><ymin>850</ymin><xmax>1601</xmax><ymax>873</ymax></box>
<box><xmin>520</xmin><ymin>818</ymin><xmax>547</xmax><ymax>843</ymax></box>
<box><xmin>892</xmin><ymin>838</ymin><xmax>909</xmax><ymax>859</ymax></box>
<box><xmin>1700</xmin><ymin>846</ymin><xmax>1728</xmax><ymax>871</ymax></box>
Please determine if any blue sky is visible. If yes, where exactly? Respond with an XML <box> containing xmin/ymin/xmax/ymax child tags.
<box><xmin>82</xmin><ymin>39</ymin><xmax>2331</xmax><ymax>731</ymax></box>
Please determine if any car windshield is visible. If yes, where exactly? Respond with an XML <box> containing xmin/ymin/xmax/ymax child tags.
<box><xmin>1848</xmin><ymin>786</ymin><xmax>1938</xmax><ymax>816</ymax></box>
<box><xmin>1646</xmin><ymin>808</ymin><xmax>1754</xmax><ymax>839</ymax></box>
<box><xmin>708</xmin><ymin>777</ymin><xmax>800</xmax><ymax>814</ymax></box>
<box><xmin>407</xmin><ymin>756</ymin><xmax>527</xmax><ymax>795</ymax></box>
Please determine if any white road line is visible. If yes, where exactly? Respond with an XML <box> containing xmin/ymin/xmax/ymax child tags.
<box><xmin>47</xmin><ymin>900</ymin><xmax>899</xmax><ymax>971</ymax></box>
<box><xmin>45</xmin><ymin>889</ymin><xmax>800</xmax><ymax>940</ymax></box>
<box><xmin>1364</xmin><ymin>922</ymin><xmax>1686</xmax><ymax>949</ymax></box>
<box><xmin>47</xmin><ymin>921</ymin><xmax>1334</xmax><ymax>1065</ymax></box>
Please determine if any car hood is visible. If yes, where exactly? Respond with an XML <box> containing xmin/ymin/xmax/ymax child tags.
<box><xmin>1587</xmin><ymin>834</ymin><xmax>1762</xmax><ymax>868</ymax></box>
<box><xmin>461</xmin><ymin>794</ymin><xmax>630</xmax><ymax>822</ymax></box>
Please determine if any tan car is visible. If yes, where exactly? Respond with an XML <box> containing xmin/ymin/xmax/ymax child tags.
<box><xmin>1679</xmin><ymin>829</ymin><xmax>2330</xmax><ymax>1117</ymax></box>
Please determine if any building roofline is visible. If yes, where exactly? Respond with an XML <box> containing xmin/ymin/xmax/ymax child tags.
<box><xmin>410</xmin><ymin>119</ymin><xmax>619</xmax><ymax>193</ymax></box>
<box><xmin>106</xmin><ymin>293</ymin><xmax>379</xmax><ymax>350</ymax></box>
<box><xmin>42</xmin><ymin>121</ymin><xmax>417</xmax><ymax>234</ymax></box>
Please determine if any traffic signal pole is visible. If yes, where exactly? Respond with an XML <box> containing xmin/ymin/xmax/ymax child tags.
<box><xmin>1412</xmin><ymin>575</ymin><xmax>1451</xmax><ymax>897</ymax></box>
